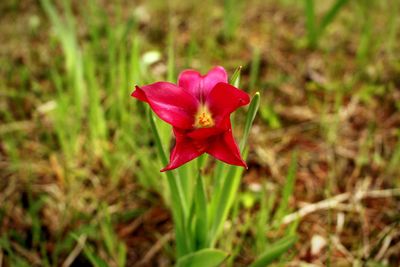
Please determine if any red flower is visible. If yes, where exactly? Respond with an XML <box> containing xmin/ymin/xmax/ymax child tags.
<box><xmin>132</xmin><ymin>66</ymin><xmax>250</xmax><ymax>172</ymax></box>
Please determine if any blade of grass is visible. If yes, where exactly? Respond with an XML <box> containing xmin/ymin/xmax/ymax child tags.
<box><xmin>304</xmin><ymin>0</ymin><xmax>348</xmax><ymax>48</ymax></box>
<box><xmin>256</xmin><ymin>186</ymin><xmax>276</xmax><ymax>253</ymax></box>
<box><xmin>84</xmin><ymin>49</ymin><xmax>107</xmax><ymax>157</ymax></box>
<box><xmin>249</xmin><ymin>235</ymin><xmax>297</xmax><ymax>267</ymax></box>
<box><xmin>273</xmin><ymin>151</ymin><xmax>298</xmax><ymax>227</ymax></box>
<box><xmin>82</xmin><ymin>244</ymin><xmax>109</xmax><ymax>267</ymax></box>
<box><xmin>356</xmin><ymin>0</ymin><xmax>372</xmax><ymax>64</ymax></box>
<box><xmin>223</xmin><ymin>0</ymin><xmax>242</xmax><ymax>40</ymax></box>
<box><xmin>320</xmin><ymin>0</ymin><xmax>349</xmax><ymax>32</ymax></box>
<box><xmin>249</xmin><ymin>48</ymin><xmax>261</xmax><ymax>92</ymax></box>
<box><xmin>304</xmin><ymin>0</ymin><xmax>317</xmax><ymax>48</ymax></box>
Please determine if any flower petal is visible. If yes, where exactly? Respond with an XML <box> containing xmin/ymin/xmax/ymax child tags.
<box><xmin>206</xmin><ymin>82</ymin><xmax>250</xmax><ymax>126</ymax></box>
<box><xmin>161</xmin><ymin>128</ymin><xmax>206</xmax><ymax>172</ymax></box>
<box><xmin>207</xmin><ymin>129</ymin><xmax>247</xmax><ymax>168</ymax></box>
<box><xmin>187</xmin><ymin>127</ymin><xmax>225</xmax><ymax>140</ymax></box>
<box><xmin>131</xmin><ymin>82</ymin><xmax>199</xmax><ymax>129</ymax></box>
<box><xmin>131</xmin><ymin>86</ymin><xmax>148</xmax><ymax>102</ymax></box>
<box><xmin>178</xmin><ymin>66</ymin><xmax>228</xmax><ymax>101</ymax></box>
<box><xmin>178</xmin><ymin>69</ymin><xmax>202</xmax><ymax>100</ymax></box>
<box><xmin>202</xmin><ymin>66</ymin><xmax>228</xmax><ymax>99</ymax></box>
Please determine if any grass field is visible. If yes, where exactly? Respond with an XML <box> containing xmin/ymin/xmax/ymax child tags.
<box><xmin>1</xmin><ymin>0</ymin><xmax>400</xmax><ymax>266</ymax></box>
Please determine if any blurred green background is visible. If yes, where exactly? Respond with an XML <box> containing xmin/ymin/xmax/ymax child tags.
<box><xmin>1</xmin><ymin>0</ymin><xmax>400</xmax><ymax>266</ymax></box>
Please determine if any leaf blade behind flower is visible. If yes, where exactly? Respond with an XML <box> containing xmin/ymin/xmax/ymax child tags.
<box><xmin>249</xmin><ymin>235</ymin><xmax>297</xmax><ymax>267</ymax></box>
<box><xmin>148</xmin><ymin>109</ymin><xmax>189</xmax><ymax>256</ymax></box>
<box><xmin>209</xmin><ymin>92</ymin><xmax>259</xmax><ymax>245</ymax></box>
<box><xmin>176</xmin><ymin>248</ymin><xmax>228</xmax><ymax>267</ymax></box>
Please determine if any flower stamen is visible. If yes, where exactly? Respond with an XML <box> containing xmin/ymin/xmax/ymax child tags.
<box><xmin>195</xmin><ymin>105</ymin><xmax>214</xmax><ymax>128</ymax></box>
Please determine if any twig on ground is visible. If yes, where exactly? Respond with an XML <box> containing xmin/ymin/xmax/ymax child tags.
<box><xmin>282</xmin><ymin>188</ymin><xmax>400</xmax><ymax>225</ymax></box>
<box><xmin>11</xmin><ymin>241</ymin><xmax>41</xmax><ymax>266</ymax></box>
<box><xmin>0</xmin><ymin>121</ymin><xmax>35</xmax><ymax>135</ymax></box>
<box><xmin>374</xmin><ymin>235</ymin><xmax>393</xmax><ymax>261</ymax></box>
<box><xmin>62</xmin><ymin>235</ymin><xmax>87</xmax><ymax>267</ymax></box>
<box><xmin>0</xmin><ymin>177</ymin><xmax>16</xmax><ymax>203</ymax></box>
<box><xmin>386</xmin><ymin>240</ymin><xmax>400</xmax><ymax>259</ymax></box>
<box><xmin>331</xmin><ymin>236</ymin><xmax>354</xmax><ymax>263</ymax></box>
<box><xmin>0</xmin><ymin>248</ymin><xmax>3</xmax><ymax>267</ymax></box>
<box><xmin>119</xmin><ymin>215</ymin><xmax>144</xmax><ymax>238</ymax></box>
<box><xmin>134</xmin><ymin>232</ymin><xmax>174</xmax><ymax>267</ymax></box>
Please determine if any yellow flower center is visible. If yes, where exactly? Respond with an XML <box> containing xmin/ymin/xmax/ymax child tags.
<box><xmin>195</xmin><ymin>105</ymin><xmax>214</xmax><ymax>128</ymax></box>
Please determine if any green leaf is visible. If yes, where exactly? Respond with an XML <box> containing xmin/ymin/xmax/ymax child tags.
<box><xmin>148</xmin><ymin>109</ymin><xmax>189</xmax><ymax>256</ymax></box>
<box><xmin>210</xmin><ymin>93</ymin><xmax>259</xmax><ymax>245</ymax></box>
<box><xmin>249</xmin><ymin>235</ymin><xmax>297</xmax><ymax>267</ymax></box>
<box><xmin>240</xmin><ymin>92</ymin><xmax>260</xmax><ymax>152</ymax></box>
<box><xmin>209</xmin><ymin>150</ymin><xmax>247</xmax><ymax>246</ymax></box>
<box><xmin>194</xmin><ymin>173</ymin><xmax>208</xmax><ymax>249</ymax></box>
<box><xmin>176</xmin><ymin>248</ymin><xmax>228</xmax><ymax>267</ymax></box>
<box><xmin>229</xmin><ymin>66</ymin><xmax>242</xmax><ymax>87</ymax></box>
<box><xmin>148</xmin><ymin>110</ymin><xmax>187</xmax><ymax>216</ymax></box>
